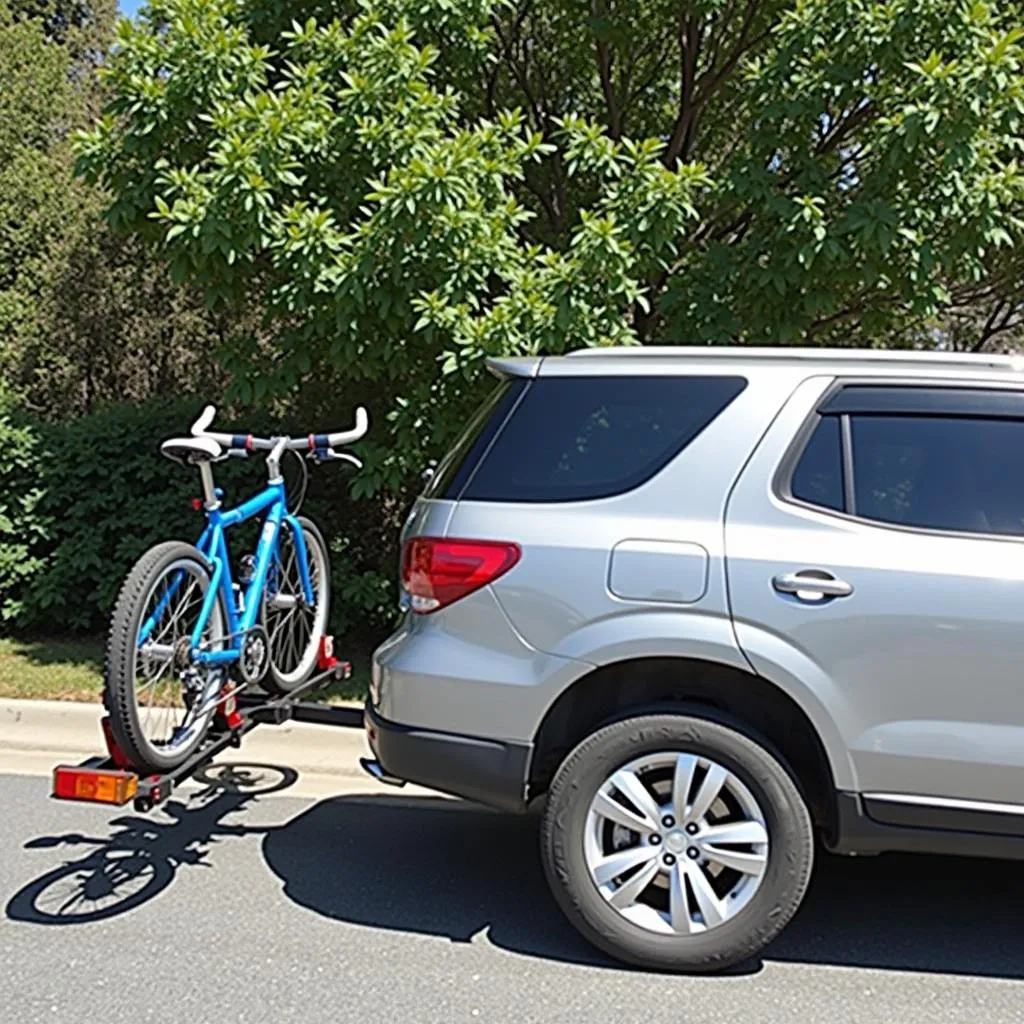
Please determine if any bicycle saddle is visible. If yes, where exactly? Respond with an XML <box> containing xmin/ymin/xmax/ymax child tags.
<box><xmin>160</xmin><ymin>436</ymin><xmax>223</xmax><ymax>465</ymax></box>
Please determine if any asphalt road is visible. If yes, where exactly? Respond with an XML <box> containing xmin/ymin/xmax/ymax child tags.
<box><xmin>2</xmin><ymin>766</ymin><xmax>1022</xmax><ymax>1024</ymax></box>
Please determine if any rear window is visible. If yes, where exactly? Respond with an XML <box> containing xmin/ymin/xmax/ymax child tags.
<box><xmin>423</xmin><ymin>380</ymin><xmax>526</xmax><ymax>499</ymax></box>
<box><xmin>442</xmin><ymin>375</ymin><xmax>746</xmax><ymax>503</ymax></box>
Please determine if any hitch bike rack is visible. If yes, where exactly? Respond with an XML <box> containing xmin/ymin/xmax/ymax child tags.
<box><xmin>52</xmin><ymin>636</ymin><xmax>363</xmax><ymax>813</ymax></box>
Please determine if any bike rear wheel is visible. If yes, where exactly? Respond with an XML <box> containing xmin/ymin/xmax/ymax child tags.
<box><xmin>105</xmin><ymin>541</ymin><xmax>227</xmax><ymax>773</ymax></box>
<box><xmin>263</xmin><ymin>516</ymin><xmax>330</xmax><ymax>694</ymax></box>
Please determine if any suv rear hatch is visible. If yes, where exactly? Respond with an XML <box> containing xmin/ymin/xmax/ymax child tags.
<box><xmin>399</xmin><ymin>358</ymin><xmax>749</xmax><ymax>653</ymax></box>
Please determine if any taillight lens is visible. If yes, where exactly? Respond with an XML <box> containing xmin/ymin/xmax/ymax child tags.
<box><xmin>402</xmin><ymin>537</ymin><xmax>521</xmax><ymax>614</ymax></box>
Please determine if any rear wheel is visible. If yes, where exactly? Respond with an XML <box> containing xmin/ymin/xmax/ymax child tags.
<box><xmin>263</xmin><ymin>515</ymin><xmax>330</xmax><ymax>693</ymax></box>
<box><xmin>540</xmin><ymin>712</ymin><xmax>814</xmax><ymax>972</ymax></box>
<box><xmin>105</xmin><ymin>541</ymin><xmax>227</xmax><ymax>773</ymax></box>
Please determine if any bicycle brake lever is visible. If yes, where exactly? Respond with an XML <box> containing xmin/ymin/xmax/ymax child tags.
<box><xmin>308</xmin><ymin>450</ymin><xmax>363</xmax><ymax>469</ymax></box>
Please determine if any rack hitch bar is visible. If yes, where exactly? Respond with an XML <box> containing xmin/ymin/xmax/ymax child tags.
<box><xmin>52</xmin><ymin>636</ymin><xmax>363</xmax><ymax>813</ymax></box>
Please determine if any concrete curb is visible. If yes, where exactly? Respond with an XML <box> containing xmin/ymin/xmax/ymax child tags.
<box><xmin>0</xmin><ymin>697</ymin><xmax>372</xmax><ymax>778</ymax></box>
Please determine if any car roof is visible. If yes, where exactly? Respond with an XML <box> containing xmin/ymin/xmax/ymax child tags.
<box><xmin>487</xmin><ymin>346</ymin><xmax>1024</xmax><ymax>383</ymax></box>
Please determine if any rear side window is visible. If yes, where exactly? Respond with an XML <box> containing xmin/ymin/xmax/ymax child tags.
<box><xmin>452</xmin><ymin>376</ymin><xmax>747</xmax><ymax>503</ymax></box>
<box><xmin>851</xmin><ymin>415</ymin><xmax>1024</xmax><ymax>535</ymax></box>
<box><xmin>785</xmin><ymin>386</ymin><xmax>1024</xmax><ymax>537</ymax></box>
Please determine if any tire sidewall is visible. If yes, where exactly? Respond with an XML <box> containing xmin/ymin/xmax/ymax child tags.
<box><xmin>542</xmin><ymin>713</ymin><xmax>813</xmax><ymax>972</ymax></box>
<box><xmin>264</xmin><ymin>515</ymin><xmax>331</xmax><ymax>693</ymax></box>
<box><xmin>107</xmin><ymin>542</ymin><xmax>223</xmax><ymax>773</ymax></box>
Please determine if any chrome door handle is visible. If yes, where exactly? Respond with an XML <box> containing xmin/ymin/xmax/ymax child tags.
<box><xmin>773</xmin><ymin>571</ymin><xmax>853</xmax><ymax>600</ymax></box>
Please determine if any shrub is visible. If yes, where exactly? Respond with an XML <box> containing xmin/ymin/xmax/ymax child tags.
<box><xmin>0</xmin><ymin>398</ymin><xmax>48</xmax><ymax>622</ymax></box>
<box><xmin>1</xmin><ymin>396</ymin><xmax>398</xmax><ymax>640</ymax></box>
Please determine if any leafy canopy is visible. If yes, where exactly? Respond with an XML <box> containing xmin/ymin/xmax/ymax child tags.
<box><xmin>76</xmin><ymin>0</ymin><xmax>1024</xmax><ymax>488</ymax></box>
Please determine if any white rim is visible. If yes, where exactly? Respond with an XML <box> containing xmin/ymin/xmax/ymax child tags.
<box><xmin>584</xmin><ymin>751</ymin><xmax>769</xmax><ymax>935</ymax></box>
<box><xmin>265</xmin><ymin>523</ymin><xmax>328</xmax><ymax>686</ymax></box>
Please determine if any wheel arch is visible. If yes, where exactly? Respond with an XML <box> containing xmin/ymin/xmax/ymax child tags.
<box><xmin>528</xmin><ymin>655</ymin><xmax>846</xmax><ymax>839</ymax></box>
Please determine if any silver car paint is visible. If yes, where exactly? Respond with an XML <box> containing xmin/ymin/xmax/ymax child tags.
<box><xmin>726</xmin><ymin>373</ymin><xmax>1024</xmax><ymax>804</ymax></box>
<box><xmin>372</xmin><ymin>347</ymin><xmax>1024</xmax><ymax>806</ymax></box>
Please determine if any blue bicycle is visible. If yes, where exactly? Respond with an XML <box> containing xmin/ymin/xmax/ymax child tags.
<box><xmin>103</xmin><ymin>404</ymin><xmax>368</xmax><ymax>773</ymax></box>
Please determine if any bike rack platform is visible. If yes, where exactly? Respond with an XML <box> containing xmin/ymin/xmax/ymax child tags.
<box><xmin>52</xmin><ymin>640</ymin><xmax>363</xmax><ymax>813</ymax></box>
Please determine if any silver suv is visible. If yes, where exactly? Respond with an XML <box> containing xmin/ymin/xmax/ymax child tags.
<box><xmin>366</xmin><ymin>346</ymin><xmax>1024</xmax><ymax>972</ymax></box>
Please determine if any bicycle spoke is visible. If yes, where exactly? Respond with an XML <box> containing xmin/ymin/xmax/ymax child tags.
<box><xmin>133</xmin><ymin>561</ymin><xmax>218</xmax><ymax>750</ymax></box>
<box><xmin>151</xmin><ymin>578</ymin><xmax>200</xmax><ymax>645</ymax></box>
<box><xmin>264</xmin><ymin>522</ymin><xmax>325</xmax><ymax>684</ymax></box>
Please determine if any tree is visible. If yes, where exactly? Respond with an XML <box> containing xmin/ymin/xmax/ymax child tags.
<box><xmin>75</xmin><ymin>0</ymin><xmax>1024</xmax><ymax>486</ymax></box>
<box><xmin>77</xmin><ymin>0</ymin><xmax>707</xmax><ymax>488</ymax></box>
<box><xmin>473</xmin><ymin>0</ymin><xmax>1024</xmax><ymax>347</ymax></box>
<box><xmin>0</xmin><ymin>0</ymin><xmax>223</xmax><ymax>419</ymax></box>
<box><xmin>0</xmin><ymin>1</ymin><xmax>79</xmax><ymax>392</ymax></box>
<box><xmin>9</xmin><ymin>0</ymin><xmax>115</xmax><ymax>47</ymax></box>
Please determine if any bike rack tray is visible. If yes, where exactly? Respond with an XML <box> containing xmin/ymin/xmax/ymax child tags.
<box><xmin>52</xmin><ymin>641</ymin><xmax>363</xmax><ymax>813</ymax></box>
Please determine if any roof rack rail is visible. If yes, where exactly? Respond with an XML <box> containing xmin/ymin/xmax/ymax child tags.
<box><xmin>564</xmin><ymin>346</ymin><xmax>1024</xmax><ymax>369</ymax></box>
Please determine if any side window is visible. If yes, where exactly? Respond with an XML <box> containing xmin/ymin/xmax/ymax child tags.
<box><xmin>786</xmin><ymin>387</ymin><xmax>1024</xmax><ymax>538</ymax></box>
<box><xmin>850</xmin><ymin>415</ymin><xmax>1024</xmax><ymax>536</ymax></box>
<box><xmin>790</xmin><ymin>416</ymin><xmax>844</xmax><ymax>512</ymax></box>
<box><xmin>459</xmin><ymin>376</ymin><xmax>747</xmax><ymax>503</ymax></box>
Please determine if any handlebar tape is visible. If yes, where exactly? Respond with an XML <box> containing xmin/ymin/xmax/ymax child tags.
<box><xmin>308</xmin><ymin>433</ymin><xmax>331</xmax><ymax>460</ymax></box>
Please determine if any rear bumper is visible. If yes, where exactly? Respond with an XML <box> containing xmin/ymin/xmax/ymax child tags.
<box><xmin>365</xmin><ymin>702</ymin><xmax>531</xmax><ymax>813</ymax></box>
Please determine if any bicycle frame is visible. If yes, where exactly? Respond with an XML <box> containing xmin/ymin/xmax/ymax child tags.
<box><xmin>137</xmin><ymin>480</ymin><xmax>315</xmax><ymax>667</ymax></box>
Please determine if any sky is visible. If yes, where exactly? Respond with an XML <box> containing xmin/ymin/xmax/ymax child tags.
<box><xmin>119</xmin><ymin>0</ymin><xmax>145</xmax><ymax>15</ymax></box>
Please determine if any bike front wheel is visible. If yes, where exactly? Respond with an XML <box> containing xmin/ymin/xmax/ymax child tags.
<box><xmin>263</xmin><ymin>516</ymin><xmax>331</xmax><ymax>694</ymax></box>
<box><xmin>105</xmin><ymin>541</ymin><xmax>227</xmax><ymax>773</ymax></box>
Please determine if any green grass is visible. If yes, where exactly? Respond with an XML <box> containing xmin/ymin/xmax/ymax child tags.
<box><xmin>0</xmin><ymin>636</ymin><xmax>105</xmax><ymax>702</ymax></box>
<box><xmin>0</xmin><ymin>635</ymin><xmax>370</xmax><ymax>704</ymax></box>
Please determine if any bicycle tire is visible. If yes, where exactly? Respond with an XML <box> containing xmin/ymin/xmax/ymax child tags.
<box><xmin>263</xmin><ymin>516</ymin><xmax>331</xmax><ymax>694</ymax></box>
<box><xmin>105</xmin><ymin>541</ymin><xmax>227</xmax><ymax>773</ymax></box>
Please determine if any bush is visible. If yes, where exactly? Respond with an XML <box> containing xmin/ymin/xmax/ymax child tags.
<box><xmin>0</xmin><ymin>398</ymin><xmax>48</xmax><ymax>622</ymax></box>
<box><xmin>1</xmin><ymin>397</ymin><xmax>397</xmax><ymax>639</ymax></box>
<box><xmin>10</xmin><ymin>398</ymin><xmax>208</xmax><ymax>629</ymax></box>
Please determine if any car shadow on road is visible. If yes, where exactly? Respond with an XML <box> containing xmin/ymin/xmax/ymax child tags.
<box><xmin>262</xmin><ymin>793</ymin><xmax>1024</xmax><ymax>979</ymax></box>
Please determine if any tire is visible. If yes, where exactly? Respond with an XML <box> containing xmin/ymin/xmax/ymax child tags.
<box><xmin>105</xmin><ymin>541</ymin><xmax>227</xmax><ymax>773</ymax></box>
<box><xmin>263</xmin><ymin>515</ymin><xmax>331</xmax><ymax>694</ymax></box>
<box><xmin>540</xmin><ymin>712</ymin><xmax>814</xmax><ymax>973</ymax></box>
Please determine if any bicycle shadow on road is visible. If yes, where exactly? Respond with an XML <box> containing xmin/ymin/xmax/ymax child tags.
<box><xmin>5</xmin><ymin>762</ymin><xmax>295</xmax><ymax>926</ymax></box>
<box><xmin>262</xmin><ymin>793</ymin><xmax>1024</xmax><ymax>980</ymax></box>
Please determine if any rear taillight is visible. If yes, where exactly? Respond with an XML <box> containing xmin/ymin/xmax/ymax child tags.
<box><xmin>401</xmin><ymin>537</ymin><xmax>521</xmax><ymax>614</ymax></box>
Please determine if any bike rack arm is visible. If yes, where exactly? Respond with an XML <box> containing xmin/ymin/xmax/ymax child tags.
<box><xmin>52</xmin><ymin>645</ymin><xmax>363</xmax><ymax>813</ymax></box>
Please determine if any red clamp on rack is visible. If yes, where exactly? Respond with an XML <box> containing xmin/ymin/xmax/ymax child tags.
<box><xmin>101</xmin><ymin>715</ymin><xmax>134</xmax><ymax>769</ymax></box>
<box><xmin>317</xmin><ymin>635</ymin><xmax>352</xmax><ymax>678</ymax></box>
<box><xmin>219</xmin><ymin>683</ymin><xmax>243</xmax><ymax>731</ymax></box>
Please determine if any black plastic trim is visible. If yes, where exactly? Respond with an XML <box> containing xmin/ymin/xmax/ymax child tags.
<box><xmin>365</xmin><ymin>702</ymin><xmax>531</xmax><ymax>813</ymax></box>
<box><xmin>864</xmin><ymin>795</ymin><xmax>1024</xmax><ymax>838</ymax></box>
<box><xmin>822</xmin><ymin>385</ymin><xmax>1024</xmax><ymax>419</ymax></box>
<box><xmin>827</xmin><ymin>792</ymin><xmax>1024</xmax><ymax>860</ymax></box>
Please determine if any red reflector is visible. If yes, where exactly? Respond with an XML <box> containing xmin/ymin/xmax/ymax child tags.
<box><xmin>53</xmin><ymin>766</ymin><xmax>138</xmax><ymax>805</ymax></box>
<box><xmin>191</xmin><ymin>498</ymin><xmax>203</xmax><ymax>511</ymax></box>
<box><xmin>401</xmin><ymin>537</ymin><xmax>520</xmax><ymax>613</ymax></box>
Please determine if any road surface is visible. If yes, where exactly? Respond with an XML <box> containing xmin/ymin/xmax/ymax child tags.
<box><xmin>1</xmin><ymin>766</ymin><xmax>1021</xmax><ymax>1023</ymax></box>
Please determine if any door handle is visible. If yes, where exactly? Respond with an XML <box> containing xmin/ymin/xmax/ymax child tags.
<box><xmin>773</xmin><ymin>570</ymin><xmax>853</xmax><ymax>600</ymax></box>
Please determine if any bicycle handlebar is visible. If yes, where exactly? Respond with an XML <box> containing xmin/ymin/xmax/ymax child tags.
<box><xmin>189</xmin><ymin>405</ymin><xmax>370</xmax><ymax>455</ymax></box>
